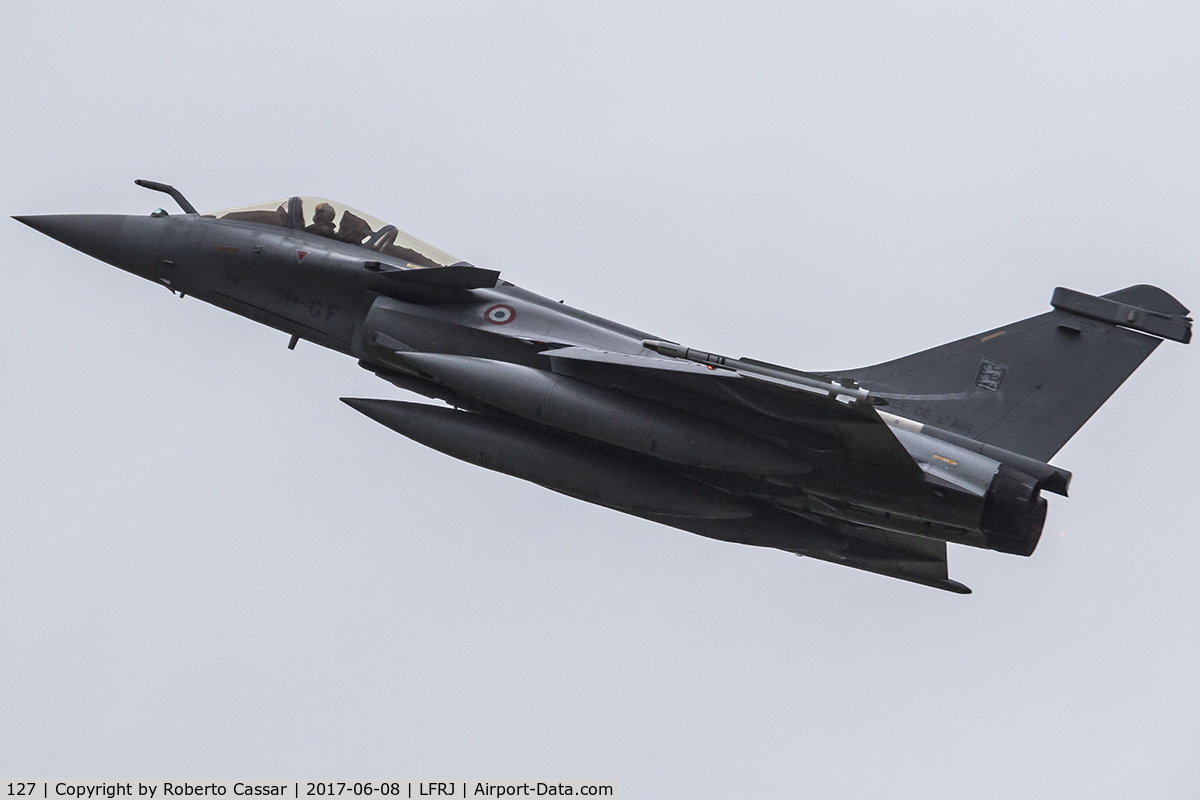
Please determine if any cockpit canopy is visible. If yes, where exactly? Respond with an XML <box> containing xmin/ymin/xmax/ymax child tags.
<box><xmin>203</xmin><ymin>196</ymin><xmax>461</xmax><ymax>269</ymax></box>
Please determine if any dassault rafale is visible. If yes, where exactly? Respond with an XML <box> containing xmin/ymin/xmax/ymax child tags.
<box><xmin>15</xmin><ymin>180</ymin><xmax>1192</xmax><ymax>593</ymax></box>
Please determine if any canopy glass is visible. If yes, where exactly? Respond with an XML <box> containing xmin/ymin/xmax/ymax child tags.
<box><xmin>203</xmin><ymin>196</ymin><xmax>461</xmax><ymax>268</ymax></box>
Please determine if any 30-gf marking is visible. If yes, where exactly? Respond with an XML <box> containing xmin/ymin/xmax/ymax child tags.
<box><xmin>272</xmin><ymin>286</ymin><xmax>339</xmax><ymax>322</ymax></box>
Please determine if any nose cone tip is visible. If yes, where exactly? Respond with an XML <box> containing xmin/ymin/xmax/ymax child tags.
<box><xmin>12</xmin><ymin>215</ymin><xmax>47</xmax><ymax>232</ymax></box>
<box><xmin>14</xmin><ymin>213</ymin><xmax>162</xmax><ymax>278</ymax></box>
<box><xmin>15</xmin><ymin>214</ymin><xmax>117</xmax><ymax>246</ymax></box>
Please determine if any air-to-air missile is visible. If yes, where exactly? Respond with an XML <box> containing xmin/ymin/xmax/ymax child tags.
<box><xmin>15</xmin><ymin>180</ymin><xmax>1193</xmax><ymax>593</ymax></box>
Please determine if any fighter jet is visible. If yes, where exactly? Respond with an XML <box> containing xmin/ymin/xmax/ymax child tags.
<box><xmin>15</xmin><ymin>180</ymin><xmax>1193</xmax><ymax>593</ymax></box>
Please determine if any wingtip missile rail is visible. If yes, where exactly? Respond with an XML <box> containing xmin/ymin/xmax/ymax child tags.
<box><xmin>641</xmin><ymin>339</ymin><xmax>876</xmax><ymax>404</ymax></box>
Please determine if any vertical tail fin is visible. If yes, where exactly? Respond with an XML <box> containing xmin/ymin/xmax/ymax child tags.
<box><xmin>836</xmin><ymin>285</ymin><xmax>1191</xmax><ymax>461</ymax></box>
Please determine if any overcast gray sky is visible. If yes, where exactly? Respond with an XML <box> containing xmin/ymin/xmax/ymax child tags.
<box><xmin>2</xmin><ymin>1</ymin><xmax>1198</xmax><ymax>796</ymax></box>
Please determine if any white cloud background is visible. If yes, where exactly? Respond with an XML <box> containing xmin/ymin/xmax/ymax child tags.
<box><xmin>2</xmin><ymin>1</ymin><xmax>1197</xmax><ymax>796</ymax></box>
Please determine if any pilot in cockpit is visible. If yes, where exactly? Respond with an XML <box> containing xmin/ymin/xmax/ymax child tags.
<box><xmin>306</xmin><ymin>202</ymin><xmax>337</xmax><ymax>238</ymax></box>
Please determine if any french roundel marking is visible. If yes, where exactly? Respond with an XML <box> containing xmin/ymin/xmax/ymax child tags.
<box><xmin>484</xmin><ymin>304</ymin><xmax>517</xmax><ymax>325</ymax></box>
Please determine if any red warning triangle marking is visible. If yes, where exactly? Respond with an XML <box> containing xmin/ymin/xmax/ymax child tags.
<box><xmin>297</xmin><ymin>250</ymin><xmax>309</xmax><ymax>262</ymax></box>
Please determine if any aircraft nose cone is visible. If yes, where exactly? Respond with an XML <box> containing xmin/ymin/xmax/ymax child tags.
<box><xmin>14</xmin><ymin>214</ymin><xmax>163</xmax><ymax>279</ymax></box>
